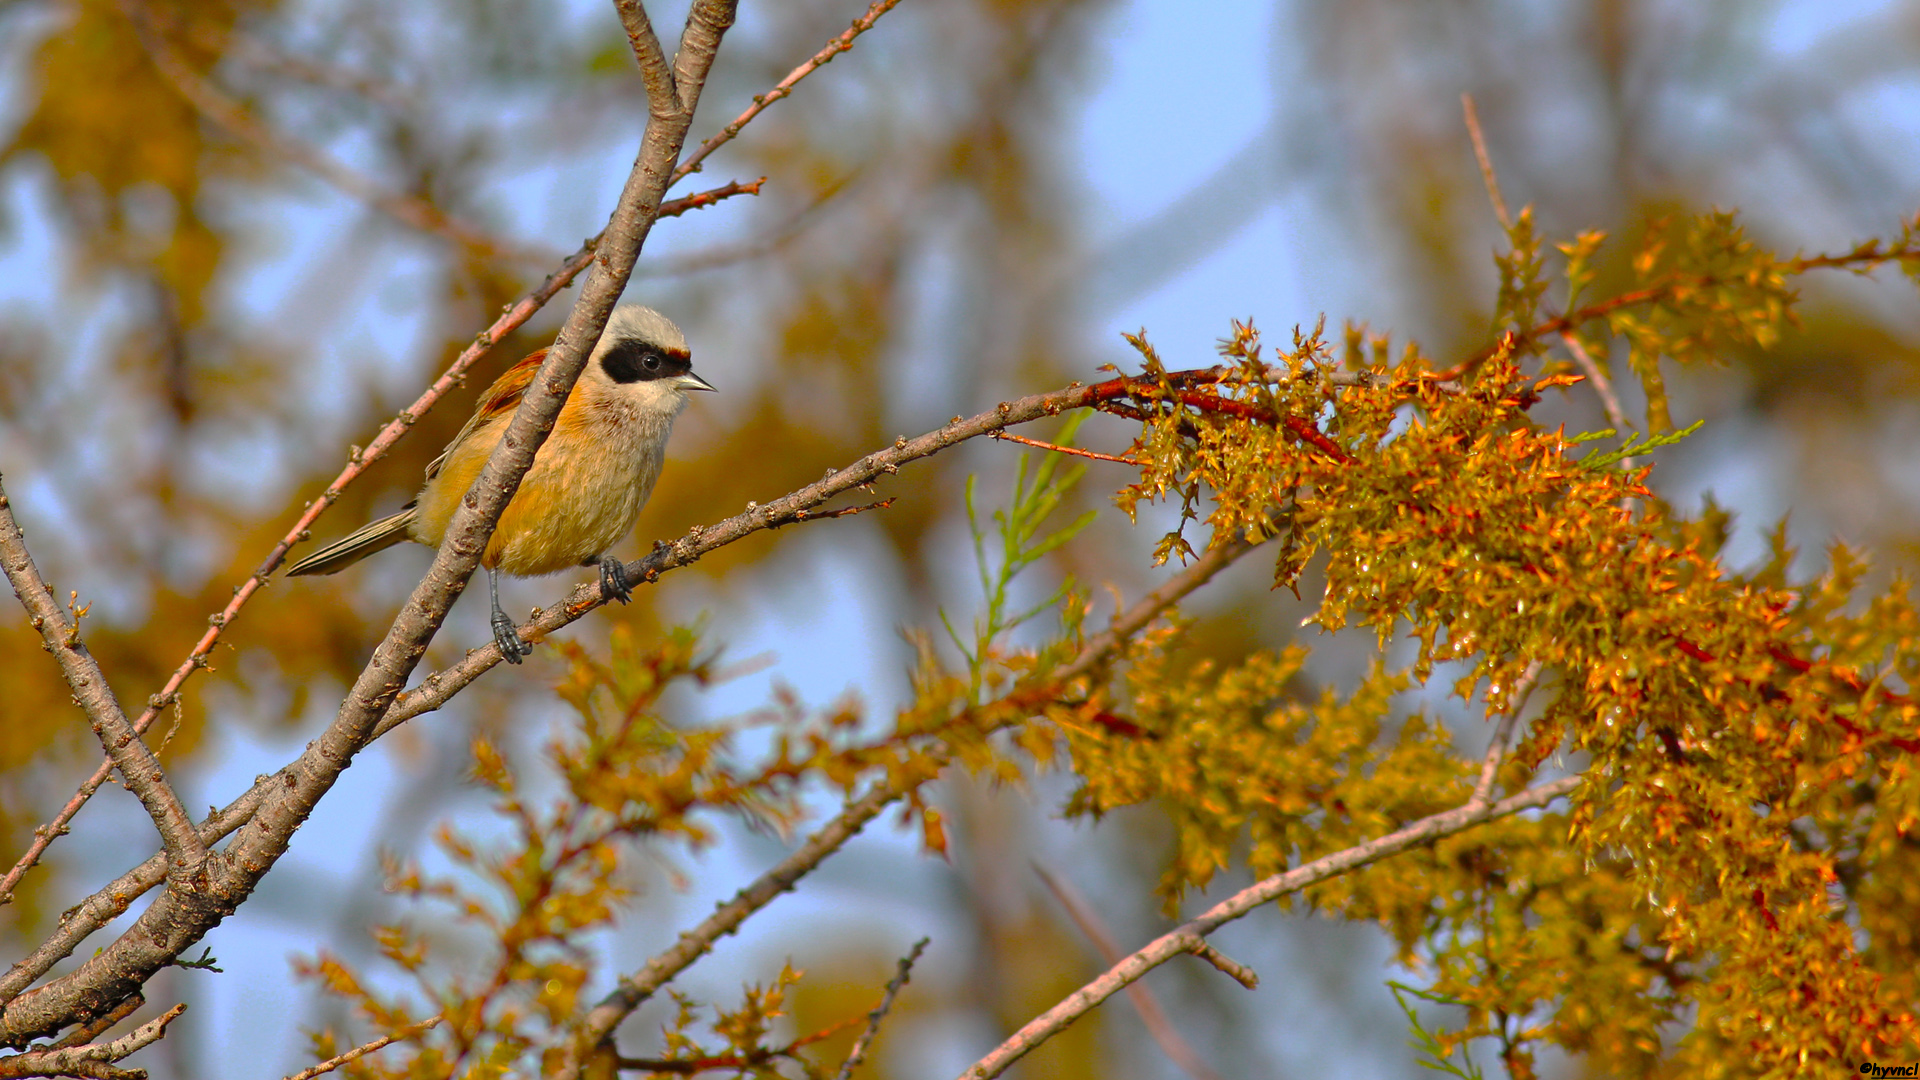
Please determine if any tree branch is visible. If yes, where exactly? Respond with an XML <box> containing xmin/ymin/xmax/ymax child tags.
<box><xmin>1470</xmin><ymin>661</ymin><xmax>1542</xmax><ymax>809</ymax></box>
<box><xmin>0</xmin><ymin>171</ymin><xmax>762</xmax><ymax>910</ymax></box>
<box><xmin>0</xmin><ymin>370</ymin><xmax>1258</xmax><ymax>1034</ymax></box>
<box><xmin>280</xmin><ymin>1016</ymin><xmax>442</xmax><ymax>1080</ymax></box>
<box><xmin>0</xmin><ymin>1003</ymin><xmax>183</xmax><ymax>1080</ymax></box>
<box><xmin>556</xmin><ymin>532</ymin><xmax>1264</xmax><ymax>1078</ymax></box>
<box><xmin>124</xmin><ymin>0</ymin><xmax>559</xmax><ymax>265</ymax></box>
<box><xmin>614</xmin><ymin>0</ymin><xmax>678</xmax><ymax>113</ymax></box>
<box><xmin>0</xmin><ymin>478</ymin><xmax>206</xmax><ymax>886</ymax></box>
<box><xmin>831</xmin><ymin>938</ymin><xmax>929</xmax><ymax>1080</ymax></box>
<box><xmin>668</xmin><ymin>0</ymin><xmax>905</xmax><ymax>187</ymax></box>
<box><xmin>954</xmin><ymin>775</ymin><xmax>1585</xmax><ymax>1080</ymax></box>
<box><xmin>0</xmin><ymin>0</ymin><xmax>740</xmax><ymax>1047</ymax></box>
<box><xmin>1034</xmin><ymin>865</ymin><xmax>1225</xmax><ymax>1080</ymax></box>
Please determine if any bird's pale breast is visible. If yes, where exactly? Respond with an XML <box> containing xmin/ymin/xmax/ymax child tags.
<box><xmin>409</xmin><ymin>388</ymin><xmax>673</xmax><ymax>577</ymax></box>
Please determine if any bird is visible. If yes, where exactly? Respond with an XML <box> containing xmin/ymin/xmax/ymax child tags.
<box><xmin>286</xmin><ymin>304</ymin><xmax>715</xmax><ymax>663</ymax></box>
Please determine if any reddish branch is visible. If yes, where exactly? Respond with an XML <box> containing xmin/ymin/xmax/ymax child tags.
<box><xmin>1668</xmin><ymin>634</ymin><xmax>1920</xmax><ymax>755</ymax></box>
<box><xmin>1436</xmin><ymin>242</ymin><xmax>1920</xmax><ymax>383</ymax></box>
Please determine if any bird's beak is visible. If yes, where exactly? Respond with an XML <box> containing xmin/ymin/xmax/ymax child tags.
<box><xmin>675</xmin><ymin>371</ymin><xmax>718</xmax><ymax>393</ymax></box>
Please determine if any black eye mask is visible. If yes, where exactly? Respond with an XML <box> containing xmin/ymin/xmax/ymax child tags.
<box><xmin>600</xmin><ymin>339</ymin><xmax>693</xmax><ymax>384</ymax></box>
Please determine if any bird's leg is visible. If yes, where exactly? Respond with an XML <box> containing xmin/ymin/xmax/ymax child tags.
<box><xmin>488</xmin><ymin>566</ymin><xmax>531</xmax><ymax>663</ymax></box>
<box><xmin>596</xmin><ymin>554</ymin><xmax>633</xmax><ymax>604</ymax></box>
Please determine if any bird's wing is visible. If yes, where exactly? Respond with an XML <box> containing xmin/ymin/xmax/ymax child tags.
<box><xmin>424</xmin><ymin>347</ymin><xmax>547</xmax><ymax>481</ymax></box>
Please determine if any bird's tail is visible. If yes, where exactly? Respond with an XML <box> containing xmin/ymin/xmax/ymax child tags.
<box><xmin>286</xmin><ymin>508</ymin><xmax>416</xmax><ymax>576</ymax></box>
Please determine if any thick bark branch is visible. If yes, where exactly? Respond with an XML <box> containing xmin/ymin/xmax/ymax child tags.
<box><xmin>0</xmin><ymin>1002</ymin><xmax>183</xmax><ymax>1079</ymax></box>
<box><xmin>0</xmin><ymin>174</ymin><xmax>758</xmax><ymax>910</ymax></box>
<box><xmin>0</xmin><ymin>0</ymin><xmax>740</xmax><ymax>1046</ymax></box>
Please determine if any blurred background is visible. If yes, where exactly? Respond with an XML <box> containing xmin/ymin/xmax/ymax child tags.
<box><xmin>3</xmin><ymin>0</ymin><xmax>1920</xmax><ymax>1076</ymax></box>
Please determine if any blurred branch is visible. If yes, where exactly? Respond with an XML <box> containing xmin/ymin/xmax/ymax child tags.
<box><xmin>831</xmin><ymin>937</ymin><xmax>930</xmax><ymax>1080</ymax></box>
<box><xmin>0</xmin><ymin>478</ymin><xmax>206</xmax><ymax>891</ymax></box>
<box><xmin>955</xmin><ymin>776</ymin><xmax>1584</xmax><ymax>1080</ymax></box>
<box><xmin>1470</xmin><ymin>661</ymin><xmax>1542</xmax><ymax>810</ymax></box>
<box><xmin>1034</xmin><ymin>865</ymin><xmax>1225</xmax><ymax>1080</ymax></box>
<box><xmin>123</xmin><ymin>0</ymin><xmax>561</xmax><ymax>266</ymax></box>
<box><xmin>0</xmin><ymin>0</ymin><xmax>740</xmax><ymax>1046</ymax></box>
<box><xmin>1461</xmin><ymin>93</ymin><xmax>1511</xmax><ymax>231</ymax></box>
<box><xmin>0</xmin><ymin>1003</ymin><xmax>183</xmax><ymax>1080</ymax></box>
<box><xmin>668</xmin><ymin>0</ymin><xmax>906</xmax><ymax>187</ymax></box>
<box><xmin>1462</xmin><ymin>97</ymin><xmax>1631</xmax><ymax>435</ymax></box>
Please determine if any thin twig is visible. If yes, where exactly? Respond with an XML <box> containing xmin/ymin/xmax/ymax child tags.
<box><xmin>1461</xmin><ymin>93</ymin><xmax>1511</xmax><ymax>231</ymax></box>
<box><xmin>658</xmin><ymin>177</ymin><xmax>764</xmax><ymax>218</ymax></box>
<box><xmin>1034</xmin><ymin>866</ymin><xmax>1225</xmax><ymax>1080</ymax></box>
<box><xmin>0</xmin><ymin>1003</ymin><xmax>184</xmax><ymax>1080</ymax></box>
<box><xmin>1184</xmin><ymin>943</ymin><xmax>1257</xmax><ymax>990</ymax></box>
<box><xmin>955</xmin><ymin>776</ymin><xmax>1584</xmax><ymax>1080</ymax></box>
<box><xmin>667</xmin><ymin>0</ymin><xmax>906</xmax><ymax>187</ymax></box>
<box><xmin>831</xmin><ymin>937</ymin><xmax>930</xmax><ymax>1080</ymax></box>
<box><xmin>1460</xmin><ymin>96</ymin><xmax>1633</xmax><ymax>443</ymax></box>
<box><xmin>991</xmin><ymin>431</ymin><xmax>1141</xmax><ymax>465</ymax></box>
<box><xmin>1559</xmin><ymin>332</ymin><xmax>1633</xmax><ymax>461</ymax></box>
<box><xmin>0</xmin><ymin>479</ymin><xmax>207</xmax><ymax>883</ymax></box>
<box><xmin>1470</xmin><ymin>661</ymin><xmax>1543</xmax><ymax>809</ymax></box>
<box><xmin>281</xmin><ymin>1016</ymin><xmax>442</xmax><ymax>1080</ymax></box>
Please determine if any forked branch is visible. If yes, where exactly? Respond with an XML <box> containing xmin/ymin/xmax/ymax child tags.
<box><xmin>954</xmin><ymin>775</ymin><xmax>1584</xmax><ymax>1080</ymax></box>
<box><xmin>0</xmin><ymin>479</ymin><xmax>205</xmax><ymax>886</ymax></box>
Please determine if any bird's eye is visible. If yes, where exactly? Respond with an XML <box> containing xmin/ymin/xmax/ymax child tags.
<box><xmin>643</xmin><ymin>353</ymin><xmax>660</xmax><ymax>369</ymax></box>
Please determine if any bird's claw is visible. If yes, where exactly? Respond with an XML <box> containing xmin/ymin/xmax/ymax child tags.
<box><xmin>491</xmin><ymin>609</ymin><xmax>531</xmax><ymax>664</ymax></box>
<box><xmin>599</xmin><ymin>556</ymin><xmax>633</xmax><ymax>604</ymax></box>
